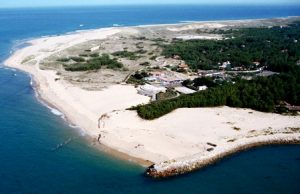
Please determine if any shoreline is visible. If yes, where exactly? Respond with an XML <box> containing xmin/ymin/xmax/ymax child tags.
<box><xmin>4</xmin><ymin>16</ymin><xmax>300</xmax><ymax>178</ymax></box>
<box><xmin>22</xmin><ymin>68</ymin><xmax>300</xmax><ymax>176</ymax></box>
<box><xmin>4</xmin><ymin>14</ymin><xmax>299</xmax><ymax>54</ymax></box>
<box><xmin>11</xmin><ymin>54</ymin><xmax>154</xmax><ymax>167</ymax></box>
<box><xmin>30</xmin><ymin>56</ymin><xmax>155</xmax><ymax>166</ymax></box>
<box><xmin>146</xmin><ymin>138</ymin><xmax>300</xmax><ymax>178</ymax></box>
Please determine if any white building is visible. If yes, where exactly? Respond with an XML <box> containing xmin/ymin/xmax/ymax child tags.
<box><xmin>219</xmin><ymin>61</ymin><xmax>231</xmax><ymax>70</ymax></box>
<box><xmin>198</xmin><ymin>85</ymin><xmax>208</xmax><ymax>91</ymax></box>
<box><xmin>144</xmin><ymin>76</ymin><xmax>157</xmax><ymax>82</ymax></box>
<box><xmin>175</xmin><ymin>87</ymin><xmax>196</xmax><ymax>94</ymax></box>
<box><xmin>145</xmin><ymin>70</ymin><xmax>186</xmax><ymax>86</ymax></box>
<box><xmin>137</xmin><ymin>84</ymin><xmax>166</xmax><ymax>100</ymax></box>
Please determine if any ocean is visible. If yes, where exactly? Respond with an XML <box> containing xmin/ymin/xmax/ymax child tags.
<box><xmin>0</xmin><ymin>5</ymin><xmax>299</xmax><ymax>194</ymax></box>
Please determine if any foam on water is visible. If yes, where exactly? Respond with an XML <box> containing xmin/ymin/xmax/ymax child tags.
<box><xmin>0</xmin><ymin>66</ymin><xmax>17</xmax><ymax>71</ymax></box>
<box><xmin>113</xmin><ymin>24</ymin><xmax>122</xmax><ymax>27</ymax></box>
<box><xmin>23</xmin><ymin>69</ymin><xmax>87</xmax><ymax>137</ymax></box>
<box><xmin>50</xmin><ymin>108</ymin><xmax>64</xmax><ymax>116</ymax></box>
<box><xmin>179</xmin><ymin>20</ymin><xmax>201</xmax><ymax>23</ymax></box>
<box><xmin>46</xmin><ymin>104</ymin><xmax>65</xmax><ymax>119</ymax></box>
<box><xmin>32</xmin><ymin>87</ymin><xmax>66</xmax><ymax>119</ymax></box>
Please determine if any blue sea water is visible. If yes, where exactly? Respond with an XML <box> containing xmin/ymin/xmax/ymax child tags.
<box><xmin>0</xmin><ymin>5</ymin><xmax>300</xmax><ymax>194</ymax></box>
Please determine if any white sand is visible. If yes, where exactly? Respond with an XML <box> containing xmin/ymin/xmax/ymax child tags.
<box><xmin>4</xmin><ymin>24</ymin><xmax>300</xmax><ymax>168</ymax></box>
<box><xmin>167</xmin><ymin>23</ymin><xmax>228</xmax><ymax>31</ymax></box>
<box><xmin>175</xmin><ymin>35</ymin><xmax>223</xmax><ymax>40</ymax></box>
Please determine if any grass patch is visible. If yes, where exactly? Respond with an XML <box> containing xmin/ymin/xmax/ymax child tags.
<box><xmin>227</xmin><ymin>139</ymin><xmax>236</xmax><ymax>142</ymax></box>
<box><xmin>139</xmin><ymin>62</ymin><xmax>150</xmax><ymax>66</ymax></box>
<box><xmin>136</xmin><ymin>49</ymin><xmax>147</xmax><ymax>54</ymax></box>
<box><xmin>233</xmin><ymin>127</ymin><xmax>241</xmax><ymax>131</ymax></box>
<box><xmin>149</xmin><ymin>56</ymin><xmax>157</xmax><ymax>60</ymax></box>
<box><xmin>21</xmin><ymin>55</ymin><xmax>35</xmax><ymax>64</ymax></box>
<box><xmin>65</xmin><ymin>54</ymin><xmax>123</xmax><ymax>71</ymax></box>
<box><xmin>90</xmin><ymin>53</ymin><xmax>99</xmax><ymax>58</ymax></box>
<box><xmin>126</xmin><ymin>71</ymin><xmax>148</xmax><ymax>85</ymax></box>
<box><xmin>70</xmin><ymin>56</ymin><xmax>85</xmax><ymax>62</ymax></box>
<box><xmin>56</xmin><ymin>58</ymin><xmax>70</xmax><ymax>62</ymax></box>
<box><xmin>79</xmin><ymin>53</ymin><xmax>89</xmax><ymax>57</ymax></box>
<box><xmin>156</xmin><ymin>89</ymin><xmax>178</xmax><ymax>101</ymax></box>
<box><xmin>112</xmin><ymin>51</ymin><xmax>140</xmax><ymax>60</ymax></box>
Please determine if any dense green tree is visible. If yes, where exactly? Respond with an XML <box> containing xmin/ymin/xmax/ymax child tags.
<box><xmin>132</xmin><ymin>72</ymin><xmax>300</xmax><ymax>120</ymax></box>
<box><xmin>162</xmin><ymin>22</ymin><xmax>300</xmax><ymax>71</ymax></box>
<box><xmin>132</xmin><ymin>19</ymin><xmax>300</xmax><ymax>120</ymax></box>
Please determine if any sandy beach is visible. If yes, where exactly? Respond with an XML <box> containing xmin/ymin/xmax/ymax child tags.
<box><xmin>5</xmin><ymin>19</ymin><xmax>300</xmax><ymax>177</ymax></box>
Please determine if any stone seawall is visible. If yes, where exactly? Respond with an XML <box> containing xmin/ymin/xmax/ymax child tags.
<box><xmin>146</xmin><ymin>139</ymin><xmax>300</xmax><ymax>178</ymax></box>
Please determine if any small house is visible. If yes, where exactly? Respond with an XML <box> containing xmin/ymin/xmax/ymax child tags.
<box><xmin>178</xmin><ymin>62</ymin><xmax>189</xmax><ymax>70</ymax></box>
<box><xmin>175</xmin><ymin>86</ymin><xmax>196</xmax><ymax>94</ymax></box>
<box><xmin>198</xmin><ymin>85</ymin><xmax>208</xmax><ymax>91</ymax></box>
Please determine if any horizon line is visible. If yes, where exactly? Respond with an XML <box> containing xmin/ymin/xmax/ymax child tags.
<box><xmin>1</xmin><ymin>3</ymin><xmax>300</xmax><ymax>9</ymax></box>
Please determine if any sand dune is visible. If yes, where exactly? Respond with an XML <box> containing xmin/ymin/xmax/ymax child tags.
<box><xmin>4</xmin><ymin>21</ymin><xmax>300</xmax><ymax>173</ymax></box>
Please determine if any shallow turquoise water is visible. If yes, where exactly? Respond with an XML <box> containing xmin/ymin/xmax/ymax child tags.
<box><xmin>0</xmin><ymin>5</ymin><xmax>299</xmax><ymax>194</ymax></box>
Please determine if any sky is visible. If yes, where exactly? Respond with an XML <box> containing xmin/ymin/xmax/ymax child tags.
<box><xmin>0</xmin><ymin>0</ymin><xmax>299</xmax><ymax>8</ymax></box>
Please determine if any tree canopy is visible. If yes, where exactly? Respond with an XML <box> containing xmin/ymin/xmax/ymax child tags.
<box><xmin>132</xmin><ymin>22</ymin><xmax>300</xmax><ymax>120</ymax></box>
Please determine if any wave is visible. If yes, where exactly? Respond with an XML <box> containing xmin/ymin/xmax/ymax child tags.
<box><xmin>28</xmin><ymin>74</ymin><xmax>34</xmax><ymax>86</ymax></box>
<box><xmin>0</xmin><ymin>66</ymin><xmax>17</xmax><ymax>71</ymax></box>
<box><xmin>41</xmin><ymin>99</ymin><xmax>87</xmax><ymax>136</ymax></box>
<box><xmin>11</xmin><ymin>39</ymin><xmax>33</xmax><ymax>51</ymax></box>
<box><xmin>50</xmin><ymin>108</ymin><xmax>64</xmax><ymax>116</ymax></box>
<box><xmin>27</xmin><ymin>77</ymin><xmax>88</xmax><ymax>136</ymax></box>
<box><xmin>179</xmin><ymin>20</ymin><xmax>200</xmax><ymax>23</ymax></box>
<box><xmin>40</xmin><ymin>99</ymin><xmax>67</xmax><ymax>120</ymax></box>
<box><xmin>68</xmin><ymin>123</ymin><xmax>78</xmax><ymax>128</ymax></box>
<box><xmin>112</xmin><ymin>24</ymin><xmax>122</xmax><ymax>27</ymax></box>
<box><xmin>33</xmin><ymin>88</ymin><xmax>66</xmax><ymax>119</ymax></box>
<box><xmin>46</xmin><ymin>105</ymin><xmax>66</xmax><ymax>120</ymax></box>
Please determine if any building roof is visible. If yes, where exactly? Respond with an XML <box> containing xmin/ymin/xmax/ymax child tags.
<box><xmin>175</xmin><ymin>87</ymin><xmax>196</xmax><ymax>94</ymax></box>
<box><xmin>139</xmin><ymin>84</ymin><xmax>166</xmax><ymax>93</ymax></box>
<box><xmin>178</xmin><ymin>63</ymin><xmax>189</xmax><ymax>68</ymax></box>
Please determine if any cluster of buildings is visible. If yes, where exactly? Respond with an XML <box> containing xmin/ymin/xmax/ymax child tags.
<box><xmin>200</xmin><ymin>61</ymin><xmax>270</xmax><ymax>82</ymax></box>
<box><xmin>198</xmin><ymin>70</ymin><xmax>225</xmax><ymax>78</ymax></box>
<box><xmin>218</xmin><ymin>61</ymin><xmax>231</xmax><ymax>70</ymax></box>
<box><xmin>136</xmin><ymin>58</ymin><xmax>271</xmax><ymax>100</ymax></box>
<box><xmin>137</xmin><ymin>68</ymin><xmax>209</xmax><ymax>100</ymax></box>
<box><xmin>173</xmin><ymin>86</ymin><xmax>207</xmax><ymax>94</ymax></box>
<box><xmin>155</xmin><ymin>56</ymin><xmax>189</xmax><ymax>72</ymax></box>
<box><xmin>144</xmin><ymin>70</ymin><xmax>188</xmax><ymax>87</ymax></box>
<box><xmin>218</xmin><ymin>61</ymin><xmax>265</xmax><ymax>73</ymax></box>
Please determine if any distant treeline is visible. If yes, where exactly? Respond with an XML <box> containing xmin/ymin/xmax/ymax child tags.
<box><xmin>163</xmin><ymin>22</ymin><xmax>300</xmax><ymax>71</ymax></box>
<box><xmin>131</xmin><ymin>22</ymin><xmax>300</xmax><ymax>120</ymax></box>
